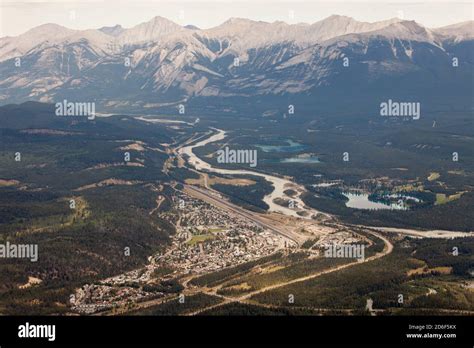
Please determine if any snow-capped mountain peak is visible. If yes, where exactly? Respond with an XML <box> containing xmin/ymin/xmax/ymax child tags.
<box><xmin>0</xmin><ymin>15</ymin><xmax>471</xmax><ymax>108</ymax></box>
<box><xmin>116</xmin><ymin>16</ymin><xmax>184</xmax><ymax>45</ymax></box>
<box><xmin>434</xmin><ymin>20</ymin><xmax>474</xmax><ymax>42</ymax></box>
<box><xmin>368</xmin><ymin>20</ymin><xmax>440</xmax><ymax>44</ymax></box>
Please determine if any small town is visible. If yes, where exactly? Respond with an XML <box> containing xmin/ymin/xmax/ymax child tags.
<box><xmin>71</xmin><ymin>190</ymin><xmax>292</xmax><ymax>313</ymax></box>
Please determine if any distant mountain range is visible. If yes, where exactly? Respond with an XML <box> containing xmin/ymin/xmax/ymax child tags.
<box><xmin>0</xmin><ymin>15</ymin><xmax>472</xmax><ymax>112</ymax></box>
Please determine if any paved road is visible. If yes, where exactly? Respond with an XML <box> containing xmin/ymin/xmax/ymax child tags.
<box><xmin>186</xmin><ymin>231</ymin><xmax>393</xmax><ymax>316</ymax></box>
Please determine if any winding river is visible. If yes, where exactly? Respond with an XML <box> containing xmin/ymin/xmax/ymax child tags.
<box><xmin>176</xmin><ymin>128</ymin><xmax>474</xmax><ymax>238</ymax></box>
<box><xmin>177</xmin><ymin>128</ymin><xmax>317</xmax><ymax>218</ymax></box>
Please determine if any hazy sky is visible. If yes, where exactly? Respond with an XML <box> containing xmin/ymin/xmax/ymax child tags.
<box><xmin>0</xmin><ymin>0</ymin><xmax>472</xmax><ymax>37</ymax></box>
